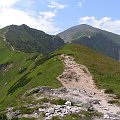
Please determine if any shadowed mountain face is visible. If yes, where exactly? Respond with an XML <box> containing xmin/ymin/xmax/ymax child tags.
<box><xmin>58</xmin><ymin>24</ymin><xmax>120</xmax><ymax>61</ymax></box>
<box><xmin>0</xmin><ymin>24</ymin><xmax>64</xmax><ymax>54</ymax></box>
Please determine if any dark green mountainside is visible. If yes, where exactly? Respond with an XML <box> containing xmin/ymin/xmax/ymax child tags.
<box><xmin>1</xmin><ymin>24</ymin><xmax>64</xmax><ymax>54</ymax></box>
<box><xmin>58</xmin><ymin>24</ymin><xmax>120</xmax><ymax>61</ymax></box>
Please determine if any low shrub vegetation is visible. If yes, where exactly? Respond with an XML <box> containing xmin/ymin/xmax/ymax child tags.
<box><xmin>50</xmin><ymin>98</ymin><xmax>67</xmax><ymax>105</ymax></box>
<box><xmin>108</xmin><ymin>99</ymin><xmax>120</xmax><ymax>106</ymax></box>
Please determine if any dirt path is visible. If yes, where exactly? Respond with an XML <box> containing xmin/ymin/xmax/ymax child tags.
<box><xmin>57</xmin><ymin>54</ymin><xmax>120</xmax><ymax>119</ymax></box>
<box><xmin>2</xmin><ymin>32</ymin><xmax>15</xmax><ymax>51</ymax></box>
<box><xmin>58</xmin><ymin>54</ymin><xmax>99</xmax><ymax>93</ymax></box>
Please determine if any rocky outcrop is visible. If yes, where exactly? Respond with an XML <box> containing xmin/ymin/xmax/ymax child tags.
<box><xmin>0</xmin><ymin>62</ymin><xmax>13</xmax><ymax>72</ymax></box>
<box><xmin>39</xmin><ymin>102</ymin><xmax>82</xmax><ymax>120</ymax></box>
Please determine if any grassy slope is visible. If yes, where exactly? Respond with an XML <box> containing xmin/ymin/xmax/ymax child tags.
<box><xmin>0</xmin><ymin>51</ymin><xmax>63</xmax><ymax>111</ymax></box>
<box><xmin>55</xmin><ymin>44</ymin><xmax>120</xmax><ymax>97</ymax></box>
<box><xmin>0</xmin><ymin>35</ymin><xmax>14</xmax><ymax>64</ymax></box>
<box><xmin>0</xmin><ymin>42</ymin><xmax>120</xmax><ymax>116</ymax></box>
<box><xmin>0</xmin><ymin>31</ymin><xmax>63</xmax><ymax>112</ymax></box>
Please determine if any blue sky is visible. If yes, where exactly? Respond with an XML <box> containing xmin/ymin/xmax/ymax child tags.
<box><xmin>0</xmin><ymin>0</ymin><xmax>120</xmax><ymax>34</ymax></box>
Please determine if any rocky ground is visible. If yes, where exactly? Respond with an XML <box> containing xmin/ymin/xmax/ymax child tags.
<box><xmin>56</xmin><ymin>55</ymin><xmax>120</xmax><ymax>119</ymax></box>
<box><xmin>5</xmin><ymin>54</ymin><xmax>120</xmax><ymax>120</ymax></box>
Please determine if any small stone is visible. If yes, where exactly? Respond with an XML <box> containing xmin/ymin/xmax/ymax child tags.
<box><xmin>56</xmin><ymin>109</ymin><xmax>61</xmax><ymax>113</ymax></box>
<box><xmin>65</xmin><ymin>101</ymin><xmax>71</xmax><ymax>106</ymax></box>
<box><xmin>45</xmin><ymin>113</ymin><xmax>50</xmax><ymax>117</ymax></box>
<box><xmin>66</xmin><ymin>106</ymin><xmax>71</xmax><ymax>110</ymax></box>
<box><xmin>39</xmin><ymin>108</ymin><xmax>45</xmax><ymax>112</ymax></box>
<box><xmin>104</xmin><ymin>114</ymin><xmax>110</xmax><ymax>119</ymax></box>
<box><xmin>104</xmin><ymin>108</ymin><xmax>109</xmax><ymax>111</ymax></box>
<box><xmin>48</xmin><ymin>108</ymin><xmax>54</xmax><ymax>114</ymax></box>
<box><xmin>60</xmin><ymin>114</ymin><xmax>64</xmax><ymax>117</ymax></box>
<box><xmin>6</xmin><ymin>112</ymin><xmax>13</xmax><ymax>120</ymax></box>
<box><xmin>34</xmin><ymin>113</ymin><xmax>37</xmax><ymax>115</ymax></box>
<box><xmin>88</xmin><ymin>106</ymin><xmax>94</xmax><ymax>112</ymax></box>
<box><xmin>90</xmin><ymin>99</ymin><xmax>100</xmax><ymax>105</ymax></box>
<box><xmin>61</xmin><ymin>109</ymin><xmax>66</xmax><ymax>113</ymax></box>
<box><xmin>45</xmin><ymin>116</ymin><xmax>51</xmax><ymax>120</ymax></box>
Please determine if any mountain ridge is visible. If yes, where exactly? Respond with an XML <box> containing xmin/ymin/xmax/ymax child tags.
<box><xmin>58</xmin><ymin>24</ymin><xmax>120</xmax><ymax>44</ymax></box>
<box><xmin>58</xmin><ymin>24</ymin><xmax>120</xmax><ymax>61</ymax></box>
<box><xmin>0</xmin><ymin>24</ymin><xmax>64</xmax><ymax>54</ymax></box>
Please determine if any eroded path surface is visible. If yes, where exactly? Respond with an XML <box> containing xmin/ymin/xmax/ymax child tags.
<box><xmin>55</xmin><ymin>54</ymin><xmax>120</xmax><ymax>119</ymax></box>
<box><xmin>58</xmin><ymin>54</ymin><xmax>98</xmax><ymax>92</ymax></box>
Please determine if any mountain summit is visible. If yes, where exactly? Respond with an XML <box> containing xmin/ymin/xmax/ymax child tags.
<box><xmin>58</xmin><ymin>24</ymin><xmax>120</xmax><ymax>61</ymax></box>
<box><xmin>0</xmin><ymin>24</ymin><xmax>64</xmax><ymax>54</ymax></box>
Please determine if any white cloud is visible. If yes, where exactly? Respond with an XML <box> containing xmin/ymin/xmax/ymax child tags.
<box><xmin>39</xmin><ymin>11</ymin><xmax>56</xmax><ymax>20</ymax></box>
<box><xmin>48</xmin><ymin>1</ymin><xmax>67</xmax><ymax>9</ymax></box>
<box><xmin>79</xmin><ymin>16</ymin><xmax>120</xmax><ymax>34</ymax></box>
<box><xmin>0</xmin><ymin>0</ymin><xmax>60</xmax><ymax>34</ymax></box>
<box><xmin>78</xmin><ymin>1</ymin><xmax>82</xmax><ymax>7</ymax></box>
<box><xmin>0</xmin><ymin>0</ymin><xmax>20</xmax><ymax>8</ymax></box>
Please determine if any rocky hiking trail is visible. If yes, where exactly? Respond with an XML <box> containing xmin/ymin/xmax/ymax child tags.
<box><xmin>6</xmin><ymin>55</ymin><xmax>120</xmax><ymax>120</ymax></box>
<box><xmin>56</xmin><ymin>54</ymin><xmax>120</xmax><ymax>119</ymax></box>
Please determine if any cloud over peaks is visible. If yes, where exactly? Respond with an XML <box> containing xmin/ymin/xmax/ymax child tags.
<box><xmin>79</xmin><ymin>16</ymin><xmax>120</xmax><ymax>34</ymax></box>
<box><xmin>0</xmin><ymin>0</ymin><xmax>60</xmax><ymax>34</ymax></box>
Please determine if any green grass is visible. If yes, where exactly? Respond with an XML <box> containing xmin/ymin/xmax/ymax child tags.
<box><xmin>18</xmin><ymin>118</ymin><xmax>35</xmax><ymax>120</ymax></box>
<box><xmin>63</xmin><ymin>114</ymin><xmax>81</xmax><ymax>120</ymax></box>
<box><xmin>50</xmin><ymin>98</ymin><xmax>67</xmax><ymax>105</ymax></box>
<box><xmin>0</xmin><ymin>52</ymin><xmax>63</xmax><ymax>111</ymax></box>
<box><xmin>62</xmin><ymin>111</ymin><xmax>102</xmax><ymax>120</ymax></box>
<box><xmin>55</xmin><ymin>44</ymin><xmax>120</xmax><ymax>97</ymax></box>
<box><xmin>104</xmin><ymin>88</ymin><xmax>114</xmax><ymax>94</ymax></box>
<box><xmin>39</xmin><ymin>97</ymin><xmax>49</xmax><ymax>103</ymax></box>
<box><xmin>108</xmin><ymin>99</ymin><xmax>120</xmax><ymax>106</ymax></box>
<box><xmin>0</xmin><ymin>112</ymin><xmax>7</xmax><ymax>120</ymax></box>
<box><xmin>51</xmin><ymin>116</ymin><xmax>60</xmax><ymax>120</ymax></box>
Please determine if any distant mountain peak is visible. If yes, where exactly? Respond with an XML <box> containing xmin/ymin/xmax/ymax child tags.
<box><xmin>77</xmin><ymin>24</ymin><xmax>93</xmax><ymax>27</ymax></box>
<box><xmin>58</xmin><ymin>24</ymin><xmax>120</xmax><ymax>61</ymax></box>
<box><xmin>20</xmin><ymin>24</ymin><xmax>30</xmax><ymax>29</ymax></box>
<box><xmin>0</xmin><ymin>24</ymin><xmax>64</xmax><ymax>54</ymax></box>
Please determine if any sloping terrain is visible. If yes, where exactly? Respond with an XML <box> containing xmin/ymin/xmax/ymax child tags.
<box><xmin>0</xmin><ymin>52</ymin><xmax>63</xmax><ymax>106</ymax></box>
<box><xmin>55</xmin><ymin>44</ymin><xmax>120</xmax><ymax>97</ymax></box>
<box><xmin>1</xmin><ymin>24</ymin><xmax>64</xmax><ymax>54</ymax></box>
<box><xmin>0</xmin><ymin>33</ymin><xmax>63</xmax><ymax>114</ymax></box>
<box><xmin>0</xmin><ymin>43</ymin><xmax>120</xmax><ymax>119</ymax></box>
<box><xmin>58</xmin><ymin>24</ymin><xmax>120</xmax><ymax>61</ymax></box>
<box><xmin>26</xmin><ymin>54</ymin><xmax>119</xmax><ymax>119</ymax></box>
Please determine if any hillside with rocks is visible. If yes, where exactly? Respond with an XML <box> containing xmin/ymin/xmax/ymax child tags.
<box><xmin>5</xmin><ymin>54</ymin><xmax>120</xmax><ymax>120</ymax></box>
